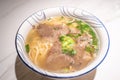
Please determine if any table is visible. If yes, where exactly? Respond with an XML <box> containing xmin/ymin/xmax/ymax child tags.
<box><xmin>0</xmin><ymin>0</ymin><xmax>120</xmax><ymax>80</ymax></box>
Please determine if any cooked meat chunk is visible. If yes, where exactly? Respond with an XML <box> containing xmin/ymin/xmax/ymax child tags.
<box><xmin>77</xmin><ymin>33</ymin><xmax>92</xmax><ymax>48</ymax></box>
<box><xmin>47</xmin><ymin>40</ymin><xmax>62</xmax><ymax>56</ymax></box>
<box><xmin>37</xmin><ymin>24</ymin><xmax>54</xmax><ymax>37</ymax></box>
<box><xmin>45</xmin><ymin>40</ymin><xmax>74</xmax><ymax>71</ymax></box>
<box><xmin>53</xmin><ymin>25</ymin><xmax>69</xmax><ymax>36</ymax></box>
<box><xmin>45</xmin><ymin>53</ymin><xmax>74</xmax><ymax>71</ymax></box>
<box><xmin>37</xmin><ymin>24</ymin><xmax>69</xmax><ymax>39</ymax></box>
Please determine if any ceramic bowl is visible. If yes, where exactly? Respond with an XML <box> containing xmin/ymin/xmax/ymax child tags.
<box><xmin>15</xmin><ymin>7</ymin><xmax>110</xmax><ymax>79</ymax></box>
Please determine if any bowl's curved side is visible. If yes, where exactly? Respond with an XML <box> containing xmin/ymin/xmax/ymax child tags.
<box><xmin>15</xmin><ymin>6</ymin><xmax>110</xmax><ymax>79</ymax></box>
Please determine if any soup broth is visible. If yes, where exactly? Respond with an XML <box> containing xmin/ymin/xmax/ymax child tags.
<box><xmin>25</xmin><ymin>16</ymin><xmax>99</xmax><ymax>73</ymax></box>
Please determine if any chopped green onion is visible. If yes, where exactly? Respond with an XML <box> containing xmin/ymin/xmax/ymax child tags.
<box><xmin>60</xmin><ymin>16</ymin><xmax>64</xmax><ymax>19</ymax></box>
<box><xmin>66</xmin><ymin>19</ymin><xmax>76</xmax><ymax>26</ymax></box>
<box><xmin>67</xmin><ymin>33</ymin><xmax>81</xmax><ymax>38</ymax></box>
<box><xmin>25</xmin><ymin>44</ymin><xmax>30</xmax><ymax>53</ymax></box>
<box><xmin>59</xmin><ymin>35</ymin><xmax>76</xmax><ymax>56</ymax></box>
<box><xmin>66</xmin><ymin>22</ymin><xmax>73</xmax><ymax>25</ymax></box>
<box><xmin>76</xmin><ymin>20</ymin><xmax>98</xmax><ymax>46</ymax></box>
<box><xmin>63</xmin><ymin>68</ymin><xmax>69</xmax><ymax>73</ymax></box>
<box><xmin>47</xmin><ymin>18</ymin><xmax>51</xmax><ymax>21</ymax></box>
<box><xmin>59</xmin><ymin>35</ymin><xmax>65</xmax><ymax>41</ymax></box>
<box><xmin>76</xmin><ymin>25</ymin><xmax>84</xmax><ymax>33</ymax></box>
<box><xmin>53</xmin><ymin>27</ymin><xmax>59</xmax><ymax>30</ymax></box>
<box><xmin>85</xmin><ymin>45</ymin><xmax>95</xmax><ymax>53</ymax></box>
<box><xmin>70</xmin><ymin>49</ymin><xmax>77</xmax><ymax>55</ymax></box>
<box><xmin>63</xmin><ymin>49</ymin><xmax>77</xmax><ymax>55</ymax></box>
<box><xmin>76</xmin><ymin>20</ymin><xmax>82</xmax><ymax>24</ymax></box>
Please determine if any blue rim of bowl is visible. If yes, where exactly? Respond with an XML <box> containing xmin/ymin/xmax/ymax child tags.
<box><xmin>15</xmin><ymin>7</ymin><xmax>110</xmax><ymax>79</ymax></box>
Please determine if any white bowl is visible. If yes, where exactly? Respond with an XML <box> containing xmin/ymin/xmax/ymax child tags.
<box><xmin>15</xmin><ymin>7</ymin><xmax>110</xmax><ymax>79</ymax></box>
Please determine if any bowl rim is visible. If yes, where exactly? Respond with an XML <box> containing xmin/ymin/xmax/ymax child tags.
<box><xmin>15</xmin><ymin>6</ymin><xmax>110</xmax><ymax>79</ymax></box>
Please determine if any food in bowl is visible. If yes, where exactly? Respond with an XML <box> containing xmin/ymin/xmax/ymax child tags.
<box><xmin>15</xmin><ymin>7</ymin><xmax>110</xmax><ymax>78</ymax></box>
<box><xmin>25</xmin><ymin>16</ymin><xmax>99</xmax><ymax>73</ymax></box>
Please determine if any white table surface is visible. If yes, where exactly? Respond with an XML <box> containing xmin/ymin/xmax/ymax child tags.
<box><xmin>0</xmin><ymin>0</ymin><xmax>120</xmax><ymax>80</ymax></box>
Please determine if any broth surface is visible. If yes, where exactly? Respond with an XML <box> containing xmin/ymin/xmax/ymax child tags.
<box><xmin>25</xmin><ymin>16</ymin><xmax>99</xmax><ymax>73</ymax></box>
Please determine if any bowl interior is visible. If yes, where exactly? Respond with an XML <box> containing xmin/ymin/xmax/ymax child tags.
<box><xmin>15</xmin><ymin>7</ymin><xmax>110</xmax><ymax>78</ymax></box>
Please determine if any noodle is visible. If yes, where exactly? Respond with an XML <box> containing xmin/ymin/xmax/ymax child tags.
<box><xmin>29</xmin><ymin>40</ymin><xmax>52</xmax><ymax>66</ymax></box>
<box><xmin>26</xmin><ymin>29</ymin><xmax>53</xmax><ymax>66</ymax></box>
